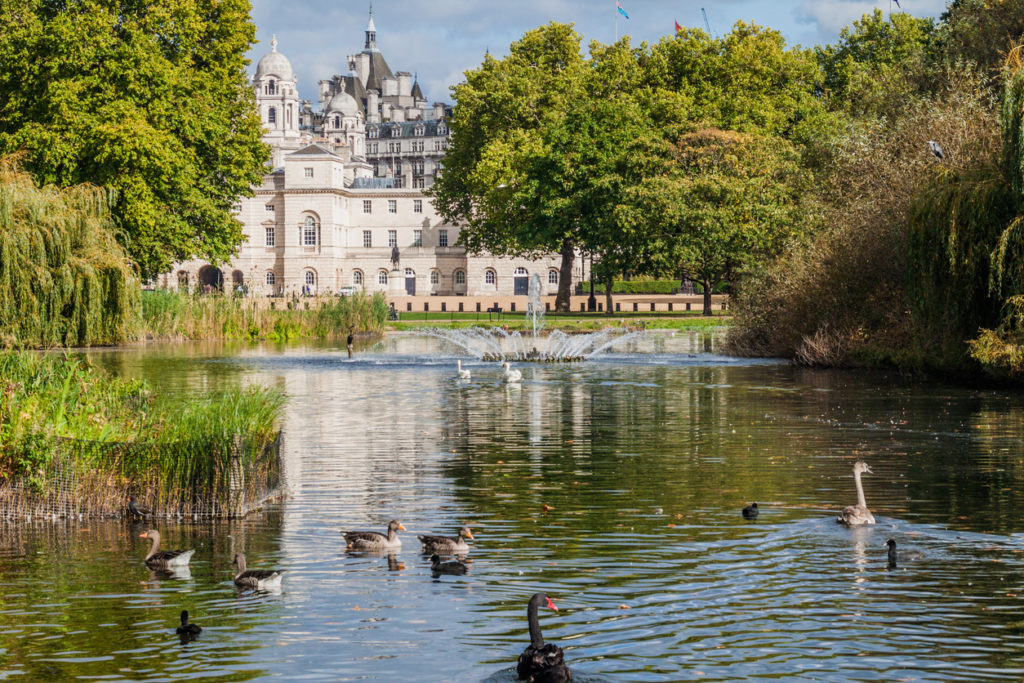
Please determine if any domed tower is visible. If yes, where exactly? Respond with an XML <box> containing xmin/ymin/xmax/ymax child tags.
<box><xmin>254</xmin><ymin>36</ymin><xmax>301</xmax><ymax>165</ymax></box>
<box><xmin>324</xmin><ymin>90</ymin><xmax>365</xmax><ymax>158</ymax></box>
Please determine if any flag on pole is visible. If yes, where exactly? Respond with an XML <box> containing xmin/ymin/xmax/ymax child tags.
<box><xmin>893</xmin><ymin>0</ymin><xmax>901</xmax><ymax>7</ymax></box>
<box><xmin>674</xmin><ymin>19</ymin><xmax>682</xmax><ymax>31</ymax></box>
<box><xmin>616</xmin><ymin>1</ymin><xmax>629</xmax><ymax>19</ymax></box>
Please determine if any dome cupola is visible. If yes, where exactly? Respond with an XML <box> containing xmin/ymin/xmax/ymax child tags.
<box><xmin>256</xmin><ymin>35</ymin><xmax>294</xmax><ymax>81</ymax></box>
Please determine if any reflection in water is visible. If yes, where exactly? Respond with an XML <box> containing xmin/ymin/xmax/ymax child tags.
<box><xmin>2</xmin><ymin>334</ymin><xmax>1024</xmax><ymax>680</ymax></box>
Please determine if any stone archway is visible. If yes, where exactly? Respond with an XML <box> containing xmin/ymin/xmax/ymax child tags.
<box><xmin>197</xmin><ymin>265</ymin><xmax>223</xmax><ymax>291</ymax></box>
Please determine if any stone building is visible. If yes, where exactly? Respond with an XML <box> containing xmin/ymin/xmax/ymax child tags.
<box><xmin>163</xmin><ymin>12</ymin><xmax>579</xmax><ymax>298</ymax></box>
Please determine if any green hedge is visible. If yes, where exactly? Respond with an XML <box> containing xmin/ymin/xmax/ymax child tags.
<box><xmin>575</xmin><ymin>280</ymin><xmax>731</xmax><ymax>294</ymax></box>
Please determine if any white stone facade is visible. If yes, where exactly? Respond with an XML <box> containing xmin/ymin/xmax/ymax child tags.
<box><xmin>162</xmin><ymin>14</ymin><xmax>582</xmax><ymax>298</ymax></box>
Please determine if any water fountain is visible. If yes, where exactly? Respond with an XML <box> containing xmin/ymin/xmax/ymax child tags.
<box><xmin>424</xmin><ymin>273</ymin><xmax>640</xmax><ymax>362</ymax></box>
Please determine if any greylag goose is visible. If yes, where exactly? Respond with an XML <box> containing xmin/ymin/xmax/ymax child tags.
<box><xmin>742</xmin><ymin>502</ymin><xmax>759</xmax><ymax>519</ymax></box>
<box><xmin>128</xmin><ymin>496</ymin><xmax>151</xmax><ymax>520</ymax></box>
<box><xmin>139</xmin><ymin>530</ymin><xmax>194</xmax><ymax>570</ymax></box>
<box><xmin>517</xmin><ymin>593</ymin><xmax>571</xmax><ymax>682</ymax></box>
<box><xmin>837</xmin><ymin>461</ymin><xmax>876</xmax><ymax>526</ymax></box>
<box><xmin>176</xmin><ymin>610</ymin><xmax>202</xmax><ymax>638</ymax></box>
<box><xmin>418</xmin><ymin>526</ymin><xmax>473</xmax><ymax>554</ymax></box>
<box><xmin>232</xmin><ymin>553</ymin><xmax>285</xmax><ymax>590</ymax></box>
<box><xmin>343</xmin><ymin>520</ymin><xmax>405</xmax><ymax>551</ymax></box>
<box><xmin>457</xmin><ymin>360</ymin><xmax>471</xmax><ymax>380</ymax></box>
<box><xmin>503</xmin><ymin>362</ymin><xmax>523</xmax><ymax>383</ymax></box>
<box><xmin>430</xmin><ymin>554</ymin><xmax>467</xmax><ymax>576</ymax></box>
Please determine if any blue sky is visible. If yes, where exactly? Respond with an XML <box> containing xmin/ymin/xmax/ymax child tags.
<box><xmin>249</xmin><ymin>0</ymin><xmax>948</xmax><ymax>107</ymax></box>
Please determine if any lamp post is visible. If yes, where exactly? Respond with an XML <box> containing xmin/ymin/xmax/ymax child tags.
<box><xmin>587</xmin><ymin>254</ymin><xmax>596</xmax><ymax>312</ymax></box>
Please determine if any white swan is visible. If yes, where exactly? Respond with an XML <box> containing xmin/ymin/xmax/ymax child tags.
<box><xmin>502</xmin><ymin>362</ymin><xmax>522</xmax><ymax>383</ymax></box>
<box><xmin>457</xmin><ymin>360</ymin><xmax>471</xmax><ymax>380</ymax></box>
<box><xmin>837</xmin><ymin>461</ymin><xmax>875</xmax><ymax>526</ymax></box>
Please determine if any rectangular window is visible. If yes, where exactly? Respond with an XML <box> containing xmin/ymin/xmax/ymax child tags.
<box><xmin>265</xmin><ymin>226</ymin><xmax>275</xmax><ymax>246</ymax></box>
<box><xmin>303</xmin><ymin>223</ymin><xmax>317</xmax><ymax>246</ymax></box>
<box><xmin>388</xmin><ymin>199</ymin><xmax>397</xmax><ymax>214</ymax></box>
<box><xmin>413</xmin><ymin>200</ymin><xmax>423</xmax><ymax>213</ymax></box>
<box><xmin>412</xmin><ymin>230</ymin><xmax>422</xmax><ymax>247</ymax></box>
<box><xmin>393</xmin><ymin>177</ymin><xmax>404</xmax><ymax>189</ymax></box>
<box><xmin>434</xmin><ymin>140</ymin><xmax>442</xmax><ymax>151</ymax></box>
<box><xmin>363</xmin><ymin>200</ymin><xmax>372</xmax><ymax>214</ymax></box>
<box><xmin>388</xmin><ymin>230</ymin><xmax>397</xmax><ymax>247</ymax></box>
<box><xmin>362</xmin><ymin>230</ymin><xmax>372</xmax><ymax>248</ymax></box>
<box><xmin>369</xmin><ymin>143</ymin><xmax>378</xmax><ymax>154</ymax></box>
<box><xmin>304</xmin><ymin>167</ymin><xmax>313</xmax><ymax>178</ymax></box>
<box><xmin>438</xmin><ymin>229</ymin><xmax>448</xmax><ymax>248</ymax></box>
<box><xmin>413</xmin><ymin>177</ymin><xmax>425</xmax><ymax>189</ymax></box>
<box><xmin>265</xmin><ymin>204</ymin><xmax>275</xmax><ymax>212</ymax></box>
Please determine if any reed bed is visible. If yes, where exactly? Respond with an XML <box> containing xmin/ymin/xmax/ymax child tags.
<box><xmin>137</xmin><ymin>289</ymin><xmax>387</xmax><ymax>341</ymax></box>
<box><xmin>0</xmin><ymin>351</ymin><xmax>285</xmax><ymax>518</ymax></box>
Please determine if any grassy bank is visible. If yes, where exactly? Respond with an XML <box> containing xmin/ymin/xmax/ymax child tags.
<box><xmin>387</xmin><ymin>311</ymin><xmax>731</xmax><ymax>332</ymax></box>
<box><xmin>0</xmin><ymin>352</ymin><xmax>284</xmax><ymax>515</ymax></box>
<box><xmin>137</xmin><ymin>289</ymin><xmax>387</xmax><ymax>341</ymax></box>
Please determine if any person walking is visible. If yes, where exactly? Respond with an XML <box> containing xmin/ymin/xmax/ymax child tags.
<box><xmin>347</xmin><ymin>330</ymin><xmax>355</xmax><ymax>359</ymax></box>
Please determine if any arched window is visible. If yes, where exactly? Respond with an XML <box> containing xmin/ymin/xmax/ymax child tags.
<box><xmin>305</xmin><ymin>271</ymin><xmax>316</xmax><ymax>286</ymax></box>
<box><xmin>405</xmin><ymin>268</ymin><xmax>415</xmax><ymax>277</ymax></box>
<box><xmin>378</xmin><ymin>270</ymin><xmax>389</xmax><ymax>286</ymax></box>
<box><xmin>268</xmin><ymin>106</ymin><xmax>277</xmax><ymax>123</ymax></box>
<box><xmin>484</xmin><ymin>269</ymin><xmax>496</xmax><ymax>285</ymax></box>
<box><xmin>454</xmin><ymin>269</ymin><xmax>466</xmax><ymax>285</ymax></box>
<box><xmin>303</xmin><ymin>216</ymin><xmax>318</xmax><ymax>246</ymax></box>
<box><xmin>268</xmin><ymin>79</ymin><xmax>276</xmax><ymax>94</ymax></box>
<box><xmin>430</xmin><ymin>270</ymin><xmax>439</xmax><ymax>285</ymax></box>
<box><xmin>334</xmin><ymin>116</ymin><xmax>340</xmax><ymax>128</ymax></box>
<box><xmin>548</xmin><ymin>269</ymin><xmax>559</xmax><ymax>284</ymax></box>
<box><xmin>352</xmin><ymin>270</ymin><xmax>363</xmax><ymax>285</ymax></box>
<box><xmin>515</xmin><ymin>267</ymin><xmax>528</xmax><ymax>275</ymax></box>
<box><xmin>266</xmin><ymin>271</ymin><xmax>276</xmax><ymax>286</ymax></box>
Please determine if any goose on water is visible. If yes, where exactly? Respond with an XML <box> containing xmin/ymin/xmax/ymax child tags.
<box><xmin>418</xmin><ymin>526</ymin><xmax>473</xmax><ymax>555</ymax></box>
<box><xmin>503</xmin><ymin>362</ymin><xmax>523</xmax><ymax>383</ymax></box>
<box><xmin>176</xmin><ymin>610</ymin><xmax>202</xmax><ymax>639</ymax></box>
<box><xmin>139</xmin><ymin>530</ymin><xmax>194</xmax><ymax>570</ymax></box>
<box><xmin>742</xmin><ymin>502</ymin><xmax>759</xmax><ymax>520</ymax></box>
<box><xmin>430</xmin><ymin>554</ymin><xmax>468</xmax><ymax>576</ymax></box>
<box><xmin>837</xmin><ymin>461</ymin><xmax>876</xmax><ymax>526</ymax></box>
<box><xmin>343</xmin><ymin>520</ymin><xmax>405</xmax><ymax>551</ymax></box>
<box><xmin>457</xmin><ymin>360</ymin><xmax>471</xmax><ymax>380</ymax></box>
<box><xmin>232</xmin><ymin>553</ymin><xmax>285</xmax><ymax>590</ymax></box>
<box><xmin>517</xmin><ymin>592</ymin><xmax>571</xmax><ymax>682</ymax></box>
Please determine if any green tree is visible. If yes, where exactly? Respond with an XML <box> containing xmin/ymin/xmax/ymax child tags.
<box><xmin>0</xmin><ymin>0</ymin><xmax>268</xmax><ymax>279</ymax></box>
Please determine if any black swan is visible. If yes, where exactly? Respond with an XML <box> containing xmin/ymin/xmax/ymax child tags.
<box><xmin>837</xmin><ymin>461</ymin><xmax>876</xmax><ymax>526</ymax></box>
<box><xmin>517</xmin><ymin>593</ymin><xmax>571</xmax><ymax>682</ymax></box>
<box><xmin>343</xmin><ymin>520</ymin><xmax>405</xmax><ymax>551</ymax></box>
<box><xmin>232</xmin><ymin>553</ymin><xmax>285</xmax><ymax>590</ymax></box>
<box><xmin>886</xmin><ymin>538</ymin><xmax>898</xmax><ymax>569</ymax></box>
<box><xmin>176</xmin><ymin>610</ymin><xmax>202</xmax><ymax>639</ymax></box>
<box><xmin>418</xmin><ymin>526</ymin><xmax>474</xmax><ymax>554</ymax></box>
<box><xmin>742</xmin><ymin>502</ymin><xmax>759</xmax><ymax>519</ymax></box>
<box><xmin>431</xmin><ymin>554</ymin><xmax>467</xmax><ymax>576</ymax></box>
<box><xmin>139</xmin><ymin>530</ymin><xmax>194</xmax><ymax>570</ymax></box>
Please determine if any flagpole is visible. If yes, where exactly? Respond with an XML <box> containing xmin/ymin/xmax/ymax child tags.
<box><xmin>615</xmin><ymin>0</ymin><xmax>618</xmax><ymax>41</ymax></box>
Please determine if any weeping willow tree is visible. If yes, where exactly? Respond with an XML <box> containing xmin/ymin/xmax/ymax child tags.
<box><xmin>908</xmin><ymin>46</ymin><xmax>1024</xmax><ymax>376</ymax></box>
<box><xmin>0</xmin><ymin>156</ymin><xmax>138</xmax><ymax>347</ymax></box>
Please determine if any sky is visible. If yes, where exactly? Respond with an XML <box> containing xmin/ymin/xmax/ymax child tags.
<box><xmin>249</xmin><ymin>0</ymin><xmax>949</xmax><ymax>108</ymax></box>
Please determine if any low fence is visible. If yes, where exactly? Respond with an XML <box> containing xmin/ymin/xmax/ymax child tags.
<box><xmin>0</xmin><ymin>432</ymin><xmax>284</xmax><ymax>520</ymax></box>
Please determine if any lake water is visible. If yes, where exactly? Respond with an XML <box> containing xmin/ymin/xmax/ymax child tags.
<box><xmin>3</xmin><ymin>330</ymin><xmax>1024</xmax><ymax>681</ymax></box>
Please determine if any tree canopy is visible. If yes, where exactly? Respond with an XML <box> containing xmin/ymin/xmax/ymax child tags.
<box><xmin>0</xmin><ymin>0</ymin><xmax>268</xmax><ymax>279</ymax></box>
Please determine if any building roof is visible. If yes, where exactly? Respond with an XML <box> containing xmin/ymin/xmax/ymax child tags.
<box><xmin>290</xmin><ymin>143</ymin><xmax>341</xmax><ymax>158</ymax></box>
<box><xmin>369</xmin><ymin>120</ymin><xmax>448</xmax><ymax>138</ymax></box>
<box><xmin>411</xmin><ymin>80</ymin><xmax>425</xmax><ymax>101</ymax></box>
<box><xmin>256</xmin><ymin>36</ymin><xmax>294</xmax><ymax>81</ymax></box>
<box><xmin>362</xmin><ymin>50</ymin><xmax>395</xmax><ymax>91</ymax></box>
<box><xmin>327</xmin><ymin>90</ymin><xmax>361</xmax><ymax>117</ymax></box>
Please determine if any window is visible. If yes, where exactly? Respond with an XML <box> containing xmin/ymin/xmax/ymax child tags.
<box><xmin>303</xmin><ymin>216</ymin><xmax>317</xmax><ymax>246</ymax></box>
<box><xmin>515</xmin><ymin>267</ymin><xmax>528</xmax><ymax>275</ymax></box>
<box><xmin>412</xmin><ymin>230</ymin><xmax>422</xmax><ymax>247</ymax></box>
<box><xmin>391</xmin><ymin>126</ymin><xmax>401</xmax><ymax>138</ymax></box>
<box><xmin>368</xmin><ymin>126</ymin><xmax>379</xmax><ymax>138</ymax></box>
<box><xmin>369</xmin><ymin>143</ymin><xmax>378</xmax><ymax>154</ymax></box>
<box><xmin>266</xmin><ymin>271</ymin><xmax>276</xmax><ymax>286</ymax></box>
<box><xmin>363</xmin><ymin>200</ymin><xmax>372</xmax><ymax>214</ymax></box>
<box><xmin>455</xmin><ymin>269</ymin><xmax>466</xmax><ymax>285</ymax></box>
<box><xmin>304</xmin><ymin>167</ymin><xmax>313</xmax><ymax>178</ymax></box>
<box><xmin>333</xmin><ymin>116</ymin><xmax>340</xmax><ymax>128</ymax></box>
<box><xmin>378</xmin><ymin>270</ymin><xmax>389</xmax><ymax>286</ymax></box>
<box><xmin>414</xmin><ymin>124</ymin><xmax>425</xmax><ymax>136</ymax></box>
<box><xmin>430</xmin><ymin>270</ymin><xmax>439</xmax><ymax>285</ymax></box>
<box><xmin>362</xmin><ymin>230</ymin><xmax>372</xmax><ymax>248</ymax></box>
<box><xmin>268</xmin><ymin>107</ymin><xmax>277</xmax><ymax>123</ymax></box>
<box><xmin>265</xmin><ymin>204</ymin><xmax>275</xmax><ymax>212</ymax></box>
<box><xmin>265</xmin><ymin>226</ymin><xmax>275</xmax><ymax>247</ymax></box>
<box><xmin>438</xmin><ymin>229</ymin><xmax>448</xmax><ymax>247</ymax></box>
<box><xmin>388</xmin><ymin>142</ymin><xmax>400</xmax><ymax>153</ymax></box>
<box><xmin>353</xmin><ymin>270</ymin><xmax>363</xmax><ymax>285</ymax></box>
<box><xmin>388</xmin><ymin>200</ymin><xmax>397</xmax><ymax>214</ymax></box>
<box><xmin>548</xmin><ymin>269</ymin><xmax>559</xmax><ymax>284</ymax></box>
<box><xmin>405</xmin><ymin>268</ymin><xmax>415</xmax><ymax>277</ymax></box>
<box><xmin>413</xmin><ymin>200</ymin><xmax>423</xmax><ymax>213</ymax></box>
<box><xmin>268</xmin><ymin>79</ymin><xmax>276</xmax><ymax>94</ymax></box>
<box><xmin>393</xmin><ymin>177</ymin><xmax>404</xmax><ymax>189</ymax></box>
<box><xmin>413</xmin><ymin>177</ymin><xmax>425</xmax><ymax>189</ymax></box>
<box><xmin>388</xmin><ymin>230</ymin><xmax>397</xmax><ymax>247</ymax></box>
<box><xmin>305</xmin><ymin>271</ymin><xmax>316</xmax><ymax>286</ymax></box>
<box><xmin>438</xmin><ymin>123</ymin><xmax>448</xmax><ymax>135</ymax></box>
<box><xmin>412</xmin><ymin>161</ymin><xmax>424</xmax><ymax>174</ymax></box>
<box><xmin>485</xmin><ymin>269</ymin><xmax>496</xmax><ymax>285</ymax></box>
<box><xmin>434</xmin><ymin>140</ymin><xmax>443</xmax><ymax>151</ymax></box>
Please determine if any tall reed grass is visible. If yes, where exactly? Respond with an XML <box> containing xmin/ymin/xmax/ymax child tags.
<box><xmin>137</xmin><ymin>289</ymin><xmax>387</xmax><ymax>341</ymax></box>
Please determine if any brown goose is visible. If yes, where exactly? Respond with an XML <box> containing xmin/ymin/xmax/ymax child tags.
<box><xmin>418</xmin><ymin>526</ymin><xmax>473</xmax><ymax>554</ymax></box>
<box><xmin>517</xmin><ymin>593</ymin><xmax>571</xmax><ymax>682</ymax></box>
<box><xmin>232</xmin><ymin>553</ymin><xmax>285</xmax><ymax>590</ymax></box>
<box><xmin>343</xmin><ymin>520</ymin><xmax>405</xmax><ymax>551</ymax></box>
<box><xmin>837</xmin><ymin>461</ymin><xmax>876</xmax><ymax>526</ymax></box>
<box><xmin>139</xmin><ymin>530</ymin><xmax>194</xmax><ymax>570</ymax></box>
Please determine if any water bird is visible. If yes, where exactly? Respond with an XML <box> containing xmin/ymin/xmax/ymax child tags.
<box><xmin>457</xmin><ymin>360</ymin><xmax>471</xmax><ymax>380</ymax></box>
<box><xmin>128</xmin><ymin>496</ymin><xmax>151</xmax><ymax>520</ymax></box>
<box><xmin>886</xmin><ymin>538</ymin><xmax>898</xmax><ymax>569</ymax></box>
<box><xmin>176</xmin><ymin>610</ymin><xmax>202</xmax><ymax>639</ymax></box>
<box><xmin>742</xmin><ymin>502</ymin><xmax>759</xmax><ymax>519</ymax></box>
<box><xmin>430</xmin><ymin>554</ymin><xmax>467</xmax><ymax>576</ymax></box>
<box><xmin>837</xmin><ymin>461</ymin><xmax>876</xmax><ymax>526</ymax></box>
<box><xmin>343</xmin><ymin>520</ymin><xmax>405</xmax><ymax>550</ymax></box>
<box><xmin>232</xmin><ymin>553</ymin><xmax>285</xmax><ymax>590</ymax></box>
<box><xmin>503</xmin><ymin>362</ymin><xmax>523</xmax><ymax>383</ymax></box>
<box><xmin>928</xmin><ymin>140</ymin><xmax>945</xmax><ymax>160</ymax></box>
<box><xmin>139</xmin><ymin>530</ymin><xmax>194</xmax><ymax>570</ymax></box>
<box><xmin>517</xmin><ymin>593</ymin><xmax>571</xmax><ymax>682</ymax></box>
<box><xmin>418</xmin><ymin>526</ymin><xmax>473</xmax><ymax>554</ymax></box>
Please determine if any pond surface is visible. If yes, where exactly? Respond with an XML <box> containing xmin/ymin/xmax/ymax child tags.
<box><xmin>4</xmin><ymin>330</ymin><xmax>1024</xmax><ymax>681</ymax></box>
